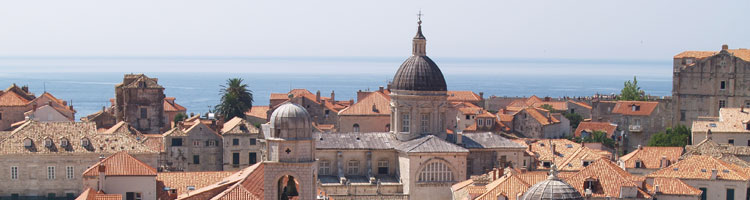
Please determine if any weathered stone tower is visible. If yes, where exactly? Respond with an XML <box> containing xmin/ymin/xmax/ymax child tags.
<box><xmin>263</xmin><ymin>102</ymin><xmax>317</xmax><ymax>200</ymax></box>
<box><xmin>389</xmin><ymin>17</ymin><xmax>449</xmax><ymax>141</ymax></box>
<box><xmin>114</xmin><ymin>74</ymin><xmax>166</xmax><ymax>133</ymax></box>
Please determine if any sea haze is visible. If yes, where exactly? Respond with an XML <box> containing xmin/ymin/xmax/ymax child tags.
<box><xmin>0</xmin><ymin>57</ymin><xmax>672</xmax><ymax>118</ymax></box>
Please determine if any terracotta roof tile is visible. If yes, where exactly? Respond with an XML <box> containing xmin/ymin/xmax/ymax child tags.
<box><xmin>164</xmin><ymin>98</ymin><xmax>187</xmax><ymax>112</ymax></box>
<box><xmin>693</xmin><ymin>108</ymin><xmax>750</xmax><ymax>133</ymax></box>
<box><xmin>0</xmin><ymin>91</ymin><xmax>29</xmax><ymax>106</ymax></box>
<box><xmin>178</xmin><ymin>163</ymin><xmax>265</xmax><ymax>200</ymax></box>
<box><xmin>82</xmin><ymin>151</ymin><xmax>156</xmax><ymax>177</ymax></box>
<box><xmin>447</xmin><ymin>91</ymin><xmax>482</xmax><ymax>102</ymax></box>
<box><xmin>221</xmin><ymin>117</ymin><xmax>260</xmax><ymax>135</ymax></box>
<box><xmin>647</xmin><ymin>177</ymin><xmax>702</xmax><ymax>196</ymax></box>
<box><xmin>647</xmin><ymin>155</ymin><xmax>750</xmax><ymax>181</ymax></box>
<box><xmin>610</xmin><ymin>101</ymin><xmax>658</xmax><ymax>116</ymax></box>
<box><xmin>476</xmin><ymin>174</ymin><xmax>530</xmax><ymax>200</ymax></box>
<box><xmin>157</xmin><ymin>171</ymin><xmax>234</xmax><ymax>199</ymax></box>
<box><xmin>619</xmin><ymin>147</ymin><xmax>683</xmax><ymax>169</ymax></box>
<box><xmin>568</xmin><ymin>100</ymin><xmax>592</xmax><ymax>110</ymax></box>
<box><xmin>76</xmin><ymin>188</ymin><xmax>123</xmax><ymax>200</ymax></box>
<box><xmin>675</xmin><ymin>48</ymin><xmax>750</xmax><ymax>62</ymax></box>
<box><xmin>529</xmin><ymin>139</ymin><xmax>609</xmax><ymax>171</ymax></box>
<box><xmin>563</xmin><ymin>158</ymin><xmax>651</xmax><ymax>198</ymax></box>
<box><xmin>522</xmin><ymin>108</ymin><xmax>559</xmax><ymax>126</ymax></box>
<box><xmin>338</xmin><ymin>91</ymin><xmax>390</xmax><ymax>116</ymax></box>
<box><xmin>574</xmin><ymin>122</ymin><xmax>617</xmax><ymax>138</ymax></box>
<box><xmin>244</xmin><ymin>106</ymin><xmax>269</xmax><ymax>120</ymax></box>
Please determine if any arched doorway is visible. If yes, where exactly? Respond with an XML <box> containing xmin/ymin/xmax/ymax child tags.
<box><xmin>277</xmin><ymin>175</ymin><xmax>300</xmax><ymax>200</ymax></box>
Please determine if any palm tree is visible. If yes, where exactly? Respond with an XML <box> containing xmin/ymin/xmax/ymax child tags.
<box><xmin>215</xmin><ymin>78</ymin><xmax>253</xmax><ymax>121</ymax></box>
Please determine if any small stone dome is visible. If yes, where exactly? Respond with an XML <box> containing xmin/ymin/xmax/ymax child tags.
<box><xmin>391</xmin><ymin>56</ymin><xmax>447</xmax><ymax>91</ymax></box>
<box><xmin>520</xmin><ymin>166</ymin><xmax>583</xmax><ymax>200</ymax></box>
<box><xmin>269</xmin><ymin>102</ymin><xmax>312</xmax><ymax>139</ymax></box>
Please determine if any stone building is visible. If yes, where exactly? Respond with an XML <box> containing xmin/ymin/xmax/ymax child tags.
<box><xmin>691</xmin><ymin>107</ymin><xmax>750</xmax><ymax>145</ymax></box>
<box><xmin>115</xmin><ymin>74</ymin><xmax>186</xmax><ymax>133</ymax></box>
<box><xmin>0</xmin><ymin>85</ymin><xmax>76</xmax><ymax>131</ymax></box>
<box><xmin>512</xmin><ymin>107</ymin><xmax>570</xmax><ymax>138</ymax></box>
<box><xmin>591</xmin><ymin>100</ymin><xmax>672</xmax><ymax>152</ymax></box>
<box><xmin>81</xmin><ymin>151</ymin><xmax>158</xmax><ymax>200</ymax></box>
<box><xmin>682</xmin><ymin>138</ymin><xmax>750</xmax><ymax>167</ymax></box>
<box><xmin>673</xmin><ymin>45</ymin><xmax>750</xmax><ymax>126</ymax></box>
<box><xmin>163</xmin><ymin>122</ymin><xmax>223</xmax><ymax>172</ymax></box>
<box><xmin>0</xmin><ymin>121</ymin><xmax>158</xmax><ymax>199</ymax></box>
<box><xmin>220</xmin><ymin>117</ymin><xmax>264</xmax><ymax>171</ymax></box>
<box><xmin>268</xmin><ymin>89</ymin><xmax>350</xmax><ymax>130</ymax></box>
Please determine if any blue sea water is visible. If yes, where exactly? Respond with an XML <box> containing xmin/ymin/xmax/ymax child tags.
<box><xmin>0</xmin><ymin>57</ymin><xmax>672</xmax><ymax>119</ymax></box>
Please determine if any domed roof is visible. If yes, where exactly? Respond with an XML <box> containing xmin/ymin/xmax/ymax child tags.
<box><xmin>520</xmin><ymin>166</ymin><xmax>583</xmax><ymax>200</ymax></box>
<box><xmin>390</xmin><ymin>19</ymin><xmax>447</xmax><ymax>92</ymax></box>
<box><xmin>269</xmin><ymin>102</ymin><xmax>312</xmax><ymax>139</ymax></box>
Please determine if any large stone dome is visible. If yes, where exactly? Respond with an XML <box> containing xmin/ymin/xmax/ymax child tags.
<box><xmin>391</xmin><ymin>56</ymin><xmax>447</xmax><ymax>91</ymax></box>
<box><xmin>390</xmin><ymin>19</ymin><xmax>447</xmax><ymax>92</ymax></box>
<box><xmin>269</xmin><ymin>102</ymin><xmax>312</xmax><ymax>139</ymax></box>
<box><xmin>520</xmin><ymin>167</ymin><xmax>583</xmax><ymax>200</ymax></box>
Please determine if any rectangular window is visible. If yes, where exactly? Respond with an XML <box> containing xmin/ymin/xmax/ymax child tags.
<box><xmin>478</xmin><ymin>118</ymin><xmax>483</xmax><ymax>126</ymax></box>
<box><xmin>126</xmin><ymin>192</ymin><xmax>142</xmax><ymax>200</ymax></box>
<box><xmin>720</xmin><ymin>100</ymin><xmax>727</xmax><ymax>109</ymax></box>
<box><xmin>232</xmin><ymin>138</ymin><xmax>239</xmax><ymax>146</ymax></box>
<box><xmin>421</xmin><ymin>113</ymin><xmax>429</xmax><ymax>133</ymax></box>
<box><xmin>465</xmin><ymin>115</ymin><xmax>470</xmax><ymax>120</ymax></box>
<box><xmin>347</xmin><ymin>160</ymin><xmax>360</xmax><ymax>175</ymax></box>
<box><xmin>680</xmin><ymin>110</ymin><xmax>686</xmax><ymax>121</ymax></box>
<box><xmin>194</xmin><ymin>140</ymin><xmax>201</xmax><ymax>147</ymax></box>
<box><xmin>486</xmin><ymin>119</ymin><xmax>492</xmax><ymax>126</ymax></box>
<box><xmin>727</xmin><ymin>188</ymin><xmax>734</xmax><ymax>200</ymax></box>
<box><xmin>721</xmin><ymin>81</ymin><xmax>726</xmax><ymax>90</ymax></box>
<box><xmin>0</xmin><ymin>112</ymin><xmax>3</xmax><ymax>120</ymax></box>
<box><xmin>48</xmin><ymin>193</ymin><xmax>55</xmax><ymax>199</ymax></box>
<box><xmin>401</xmin><ymin>113</ymin><xmax>410</xmax><ymax>132</ymax></box>
<box><xmin>377</xmin><ymin>160</ymin><xmax>389</xmax><ymax>175</ymax></box>
<box><xmin>47</xmin><ymin>166</ymin><xmax>55</xmax><ymax>180</ymax></box>
<box><xmin>729</xmin><ymin>139</ymin><xmax>735</xmax><ymax>145</ymax></box>
<box><xmin>140</xmin><ymin>108</ymin><xmax>147</xmax><ymax>119</ymax></box>
<box><xmin>249</xmin><ymin>138</ymin><xmax>257</xmax><ymax>145</ymax></box>
<box><xmin>10</xmin><ymin>166</ymin><xmax>17</xmax><ymax>180</ymax></box>
<box><xmin>700</xmin><ymin>188</ymin><xmax>707</xmax><ymax>200</ymax></box>
<box><xmin>319</xmin><ymin>160</ymin><xmax>331</xmax><ymax>175</ymax></box>
<box><xmin>232</xmin><ymin>153</ymin><xmax>240</xmax><ymax>165</ymax></box>
<box><xmin>66</xmin><ymin>166</ymin><xmax>74</xmax><ymax>179</ymax></box>
<box><xmin>249</xmin><ymin>153</ymin><xmax>257</xmax><ymax>164</ymax></box>
<box><xmin>171</xmin><ymin>138</ymin><xmax>183</xmax><ymax>146</ymax></box>
<box><xmin>542</xmin><ymin>161</ymin><xmax>551</xmax><ymax>168</ymax></box>
<box><xmin>193</xmin><ymin>155</ymin><xmax>200</xmax><ymax>164</ymax></box>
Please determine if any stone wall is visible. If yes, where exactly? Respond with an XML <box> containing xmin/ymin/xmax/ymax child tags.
<box><xmin>338</xmin><ymin>115</ymin><xmax>391</xmax><ymax>133</ymax></box>
<box><xmin>222</xmin><ymin>134</ymin><xmax>264</xmax><ymax>171</ymax></box>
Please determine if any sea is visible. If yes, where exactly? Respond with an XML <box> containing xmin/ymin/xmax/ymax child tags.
<box><xmin>0</xmin><ymin>56</ymin><xmax>673</xmax><ymax>119</ymax></box>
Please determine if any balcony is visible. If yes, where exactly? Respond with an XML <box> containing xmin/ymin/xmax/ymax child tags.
<box><xmin>629</xmin><ymin>125</ymin><xmax>642</xmax><ymax>132</ymax></box>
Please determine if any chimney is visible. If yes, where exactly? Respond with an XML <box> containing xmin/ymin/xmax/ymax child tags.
<box><xmin>711</xmin><ymin>169</ymin><xmax>718</xmax><ymax>180</ymax></box>
<box><xmin>316</xmin><ymin>90</ymin><xmax>321</xmax><ymax>102</ymax></box>
<box><xmin>379</xmin><ymin>86</ymin><xmax>384</xmax><ymax>93</ymax></box>
<box><xmin>551</xmin><ymin>143</ymin><xmax>556</xmax><ymax>156</ymax></box>
<box><xmin>479</xmin><ymin>92</ymin><xmax>484</xmax><ymax>99</ymax></box>
<box><xmin>654</xmin><ymin>184</ymin><xmax>660</xmax><ymax>194</ymax></box>
<box><xmin>637</xmin><ymin>145</ymin><xmax>643</xmax><ymax>150</ymax></box>
<box><xmin>169</xmin><ymin>190</ymin><xmax>178</xmax><ymax>199</ymax></box>
<box><xmin>102</xmin><ymin>106</ymin><xmax>106</xmax><ymax>112</ymax></box>
<box><xmin>660</xmin><ymin>156</ymin><xmax>668</xmax><ymax>168</ymax></box>
<box><xmin>330</xmin><ymin>91</ymin><xmax>335</xmax><ymax>102</ymax></box>
<box><xmin>98</xmin><ymin>155</ymin><xmax>106</xmax><ymax>192</ymax></box>
<box><xmin>722</xmin><ymin>44</ymin><xmax>729</xmax><ymax>50</ymax></box>
<box><xmin>491</xmin><ymin>169</ymin><xmax>496</xmax><ymax>181</ymax></box>
<box><xmin>456</xmin><ymin>131</ymin><xmax>463</xmax><ymax>145</ymax></box>
<box><xmin>349</xmin><ymin>99</ymin><xmax>354</xmax><ymax>105</ymax></box>
<box><xmin>21</xmin><ymin>85</ymin><xmax>28</xmax><ymax>93</ymax></box>
<box><xmin>62</xmin><ymin>100</ymin><xmax>68</xmax><ymax>106</ymax></box>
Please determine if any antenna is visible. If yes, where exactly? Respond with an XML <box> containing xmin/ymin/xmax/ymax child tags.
<box><xmin>43</xmin><ymin>82</ymin><xmax>46</xmax><ymax>93</ymax></box>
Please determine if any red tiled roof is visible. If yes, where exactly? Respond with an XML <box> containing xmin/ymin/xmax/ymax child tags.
<box><xmin>244</xmin><ymin>106</ymin><xmax>269</xmax><ymax>120</ymax></box>
<box><xmin>568</xmin><ymin>100</ymin><xmax>592</xmax><ymax>110</ymax></box>
<box><xmin>157</xmin><ymin>171</ymin><xmax>234</xmax><ymax>199</ymax></box>
<box><xmin>0</xmin><ymin>91</ymin><xmax>29</xmax><ymax>106</ymax></box>
<box><xmin>475</xmin><ymin>174</ymin><xmax>530</xmax><ymax>200</ymax></box>
<box><xmin>339</xmin><ymin>91</ymin><xmax>391</xmax><ymax>116</ymax></box>
<box><xmin>574</xmin><ymin>122</ymin><xmax>617</xmax><ymax>138</ymax></box>
<box><xmin>646</xmin><ymin>177</ymin><xmax>702</xmax><ymax>196</ymax></box>
<box><xmin>619</xmin><ymin>147</ymin><xmax>683</xmax><ymax>169</ymax></box>
<box><xmin>675</xmin><ymin>48</ymin><xmax>750</xmax><ymax>62</ymax></box>
<box><xmin>178</xmin><ymin>163</ymin><xmax>265</xmax><ymax>200</ymax></box>
<box><xmin>563</xmin><ymin>158</ymin><xmax>651</xmax><ymax>199</ymax></box>
<box><xmin>453</xmin><ymin>102</ymin><xmax>483</xmax><ymax>115</ymax></box>
<box><xmin>164</xmin><ymin>98</ymin><xmax>187</xmax><ymax>112</ymax></box>
<box><xmin>610</xmin><ymin>101</ymin><xmax>658</xmax><ymax>116</ymax></box>
<box><xmin>647</xmin><ymin>155</ymin><xmax>750</xmax><ymax>181</ymax></box>
<box><xmin>82</xmin><ymin>151</ymin><xmax>157</xmax><ymax>177</ymax></box>
<box><xmin>76</xmin><ymin>188</ymin><xmax>123</xmax><ymax>200</ymax></box>
<box><xmin>447</xmin><ymin>91</ymin><xmax>482</xmax><ymax>102</ymax></box>
<box><xmin>522</xmin><ymin>108</ymin><xmax>559</xmax><ymax>126</ymax></box>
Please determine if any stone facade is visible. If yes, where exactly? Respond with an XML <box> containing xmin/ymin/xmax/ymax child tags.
<box><xmin>115</xmin><ymin>74</ymin><xmax>167</xmax><ymax>133</ymax></box>
<box><xmin>390</xmin><ymin>89</ymin><xmax>449</xmax><ymax>141</ymax></box>
<box><xmin>163</xmin><ymin>122</ymin><xmax>223</xmax><ymax>171</ymax></box>
<box><xmin>512</xmin><ymin>108</ymin><xmax>570</xmax><ymax>138</ymax></box>
<box><xmin>221</xmin><ymin>117</ymin><xmax>265</xmax><ymax>171</ymax></box>
<box><xmin>591</xmin><ymin>100</ymin><xmax>672</xmax><ymax>152</ymax></box>
<box><xmin>673</xmin><ymin>45</ymin><xmax>750</xmax><ymax>127</ymax></box>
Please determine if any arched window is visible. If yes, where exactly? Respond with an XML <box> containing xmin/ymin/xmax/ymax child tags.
<box><xmin>418</xmin><ymin>161</ymin><xmax>454</xmax><ymax>182</ymax></box>
<box><xmin>353</xmin><ymin>124</ymin><xmax>360</xmax><ymax>133</ymax></box>
<box><xmin>23</xmin><ymin>138</ymin><xmax>33</xmax><ymax>147</ymax></box>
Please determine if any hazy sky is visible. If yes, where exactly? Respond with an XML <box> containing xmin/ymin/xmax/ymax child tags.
<box><xmin>0</xmin><ymin>0</ymin><xmax>748</xmax><ymax>60</ymax></box>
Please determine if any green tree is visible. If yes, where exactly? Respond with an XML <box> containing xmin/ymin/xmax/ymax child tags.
<box><xmin>564</xmin><ymin>112</ymin><xmax>583</xmax><ymax>129</ymax></box>
<box><xmin>173</xmin><ymin>112</ymin><xmax>188</xmax><ymax>123</ymax></box>
<box><xmin>617</xmin><ymin>76</ymin><xmax>646</xmax><ymax>101</ymax></box>
<box><xmin>580</xmin><ymin>130</ymin><xmax>615</xmax><ymax>148</ymax></box>
<box><xmin>647</xmin><ymin>125</ymin><xmax>691</xmax><ymax>147</ymax></box>
<box><xmin>215</xmin><ymin>78</ymin><xmax>253</xmax><ymax>121</ymax></box>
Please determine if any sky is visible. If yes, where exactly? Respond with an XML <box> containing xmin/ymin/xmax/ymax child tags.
<box><xmin>0</xmin><ymin>0</ymin><xmax>748</xmax><ymax>72</ymax></box>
